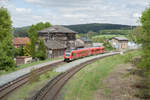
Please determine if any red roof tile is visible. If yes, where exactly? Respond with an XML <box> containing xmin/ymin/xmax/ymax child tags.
<box><xmin>13</xmin><ymin>37</ymin><xmax>30</xmax><ymax>45</ymax></box>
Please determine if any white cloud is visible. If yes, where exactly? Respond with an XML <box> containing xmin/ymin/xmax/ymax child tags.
<box><xmin>1</xmin><ymin>0</ymin><xmax>150</xmax><ymax>27</ymax></box>
<box><xmin>16</xmin><ymin>8</ymin><xmax>31</xmax><ymax>13</ymax></box>
<box><xmin>133</xmin><ymin>13</ymin><xmax>141</xmax><ymax>18</ymax></box>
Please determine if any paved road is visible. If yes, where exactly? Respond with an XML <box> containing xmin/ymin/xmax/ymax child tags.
<box><xmin>55</xmin><ymin>52</ymin><xmax>120</xmax><ymax>72</ymax></box>
<box><xmin>0</xmin><ymin>59</ymin><xmax>63</xmax><ymax>86</ymax></box>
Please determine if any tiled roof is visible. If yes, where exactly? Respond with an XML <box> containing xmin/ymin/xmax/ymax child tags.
<box><xmin>38</xmin><ymin>25</ymin><xmax>77</xmax><ymax>34</ymax></box>
<box><xmin>13</xmin><ymin>37</ymin><xmax>30</xmax><ymax>45</ymax></box>
<box><xmin>44</xmin><ymin>40</ymin><xmax>67</xmax><ymax>49</ymax></box>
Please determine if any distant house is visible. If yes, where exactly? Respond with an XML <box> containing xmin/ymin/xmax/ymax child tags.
<box><xmin>80</xmin><ymin>37</ymin><xmax>93</xmax><ymax>47</ymax></box>
<box><xmin>13</xmin><ymin>37</ymin><xmax>30</xmax><ymax>48</ymax></box>
<box><xmin>38</xmin><ymin>25</ymin><xmax>77</xmax><ymax>58</ymax></box>
<box><xmin>110</xmin><ymin>37</ymin><xmax>128</xmax><ymax>50</ymax></box>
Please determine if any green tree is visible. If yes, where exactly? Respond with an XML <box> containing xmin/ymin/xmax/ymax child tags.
<box><xmin>76</xmin><ymin>34</ymin><xmax>80</xmax><ymax>39</ymax></box>
<box><xmin>140</xmin><ymin>7</ymin><xmax>150</xmax><ymax>71</ymax></box>
<box><xmin>14</xmin><ymin>46</ymin><xmax>24</xmax><ymax>57</ymax></box>
<box><xmin>0</xmin><ymin>7</ymin><xmax>15</xmax><ymax>70</ymax></box>
<box><xmin>137</xmin><ymin>6</ymin><xmax>150</xmax><ymax>97</ymax></box>
<box><xmin>24</xmin><ymin>42</ymin><xmax>32</xmax><ymax>56</ymax></box>
<box><xmin>28</xmin><ymin>22</ymin><xmax>51</xmax><ymax>58</ymax></box>
<box><xmin>103</xmin><ymin>41</ymin><xmax>113</xmax><ymax>51</ymax></box>
<box><xmin>36</xmin><ymin>39</ymin><xmax>47</xmax><ymax>60</ymax></box>
<box><xmin>129</xmin><ymin>26</ymin><xmax>143</xmax><ymax>42</ymax></box>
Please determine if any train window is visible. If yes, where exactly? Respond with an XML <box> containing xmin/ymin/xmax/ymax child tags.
<box><xmin>72</xmin><ymin>53</ymin><xmax>74</xmax><ymax>56</ymax></box>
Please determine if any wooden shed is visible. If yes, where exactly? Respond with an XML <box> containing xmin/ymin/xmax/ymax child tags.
<box><xmin>16</xmin><ymin>56</ymin><xmax>32</xmax><ymax>66</ymax></box>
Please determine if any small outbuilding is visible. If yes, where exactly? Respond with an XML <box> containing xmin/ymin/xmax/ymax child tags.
<box><xmin>16</xmin><ymin>56</ymin><xmax>32</xmax><ymax>66</ymax></box>
<box><xmin>110</xmin><ymin>37</ymin><xmax>128</xmax><ymax>50</ymax></box>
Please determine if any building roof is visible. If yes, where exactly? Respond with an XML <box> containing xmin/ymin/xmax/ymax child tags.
<box><xmin>16</xmin><ymin>56</ymin><xmax>32</xmax><ymax>59</ymax></box>
<box><xmin>13</xmin><ymin>37</ymin><xmax>30</xmax><ymax>45</ymax></box>
<box><xmin>80</xmin><ymin>37</ymin><xmax>92</xmax><ymax>42</ymax></box>
<box><xmin>38</xmin><ymin>25</ymin><xmax>77</xmax><ymax>34</ymax></box>
<box><xmin>113</xmin><ymin>37</ymin><xmax>128</xmax><ymax>41</ymax></box>
<box><xmin>44</xmin><ymin>40</ymin><xmax>67</xmax><ymax>50</ymax></box>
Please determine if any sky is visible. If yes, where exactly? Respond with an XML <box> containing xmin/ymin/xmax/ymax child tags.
<box><xmin>0</xmin><ymin>0</ymin><xmax>149</xmax><ymax>27</ymax></box>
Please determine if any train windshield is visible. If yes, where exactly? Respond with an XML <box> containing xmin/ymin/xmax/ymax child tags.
<box><xmin>65</xmin><ymin>53</ymin><xmax>70</xmax><ymax>57</ymax></box>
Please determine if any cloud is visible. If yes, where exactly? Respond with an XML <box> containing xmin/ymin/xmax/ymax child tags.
<box><xmin>16</xmin><ymin>8</ymin><xmax>31</xmax><ymax>13</ymax></box>
<box><xmin>0</xmin><ymin>0</ymin><xmax>150</xmax><ymax>27</ymax></box>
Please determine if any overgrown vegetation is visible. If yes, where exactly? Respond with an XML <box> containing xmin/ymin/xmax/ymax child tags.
<box><xmin>62</xmin><ymin>51</ymin><xmax>140</xmax><ymax>100</ymax></box>
<box><xmin>129</xmin><ymin>6</ymin><xmax>150</xmax><ymax>99</ymax></box>
<box><xmin>0</xmin><ymin>7</ymin><xmax>15</xmax><ymax>70</ymax></box>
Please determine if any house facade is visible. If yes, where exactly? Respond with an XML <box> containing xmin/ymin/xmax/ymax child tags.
<box><xmin>110</xmin><ymin>37</ymin><xmax>128</xmax><ymax>50</ymax></box>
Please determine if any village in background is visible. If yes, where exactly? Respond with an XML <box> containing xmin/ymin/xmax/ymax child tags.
<box><xmin>13</xmin><ymin>23</ymin><xmax>139</xmax><ymax>66</ymax></box>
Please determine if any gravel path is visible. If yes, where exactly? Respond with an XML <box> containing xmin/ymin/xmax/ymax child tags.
<box><xmin>0</xmin><ymin>59</ymin><xmax>63</xmax><ymax>86</ymax></box>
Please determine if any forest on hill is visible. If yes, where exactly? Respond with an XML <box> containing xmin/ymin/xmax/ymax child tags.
<box><xmin>13</xmin><ymin>23</ymin><xmax>135</xmax><ymax>37</ymax></box>
<box><xmin>64</xmin><ymin>23</ymin><xmax>135</xmax><ymax>33</ymax></box>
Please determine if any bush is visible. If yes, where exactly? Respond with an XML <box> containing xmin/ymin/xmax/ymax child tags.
<box><xmin>123</xmin><ymin>53</ymin><xmax>134</xmax><ymax>63</ymax></box>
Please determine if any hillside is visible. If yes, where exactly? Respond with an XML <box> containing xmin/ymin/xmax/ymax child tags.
<box><xmin>64</xmin><ymin>23</ymin><xmax>134</xmax><ymax>33</ymax></box>
<box><xmin>13</xmin><ymin>23</ymin><xmax>135</xmax><ymax>37</ymax></box>
<box><xmin>13</xmin><ymin>26</ymin><xmax>30</xmax><ymax>37</ymax></box>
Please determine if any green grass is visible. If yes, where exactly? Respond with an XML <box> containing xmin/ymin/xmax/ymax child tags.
<box><xmin>0</xmin><ymin>57</ymin><xmax>63</xmax><ymax>76</ymax></box>
<box><xmin>62</xmin><ymin>50</ymin><xmax>141</xmax><ymax>100</ymax></box>
<box><xmin>92</xmin><ymin>35</ymin><xmax>125</xmax><ymax>39</ymax></box>
<box><xmin>8</xmin><ymin>69</ymin><xmax>60</xmax><ymax>100</ymax></box>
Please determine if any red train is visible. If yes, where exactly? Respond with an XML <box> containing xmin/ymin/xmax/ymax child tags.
<box><xmin>64</xmin><ymin>47</ymin><xmax>104</xmax><ymax>62</ymax></box>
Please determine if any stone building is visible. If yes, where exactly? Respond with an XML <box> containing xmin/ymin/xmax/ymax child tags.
<box><xmin>38</xmin><ymin>25</ymin><xmax>77</xmax><ymax>58</ymax></box>
<box><xmin>110</xmin><ymin>37</ymin><xmax>128</xmax><ymax>50</ymax></box>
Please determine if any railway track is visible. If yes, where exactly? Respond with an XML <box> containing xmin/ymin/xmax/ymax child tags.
<box><xmin>30</xmin><ymin>52</ymin><xmax>120</xmax><ymax>100</ymax></box>
<box><xmin>0</xmin><ymin>60</ymin><xmax>65</xmax><ymax>100</ymax></box>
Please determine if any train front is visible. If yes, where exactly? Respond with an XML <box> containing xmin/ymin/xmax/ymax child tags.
<box><xmin>64</xmin><ymin>50</ymin><xmax>72</xmax><ymax>62</ymax></box>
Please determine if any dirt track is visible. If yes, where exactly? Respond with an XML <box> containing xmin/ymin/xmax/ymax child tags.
<box><xmin>94</xmin><ymin>64</ymin><xmax>144</xmax><ymax>100</ymax></box>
